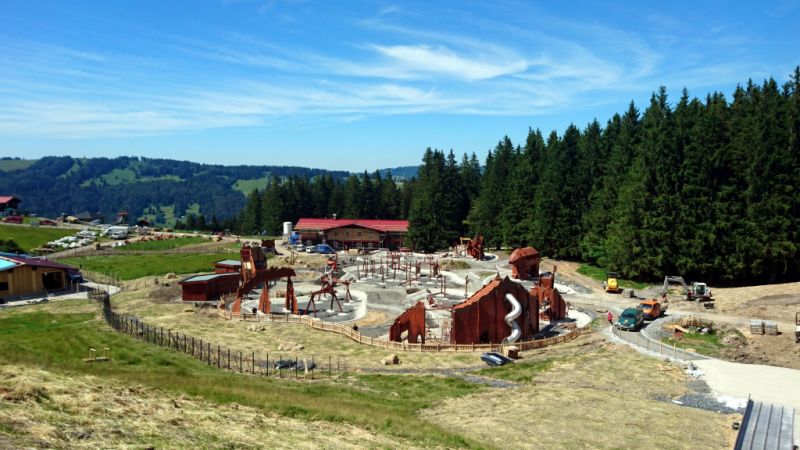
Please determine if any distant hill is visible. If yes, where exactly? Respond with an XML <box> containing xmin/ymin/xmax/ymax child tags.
<box><xmin>377</xmin><ymin>166</ymin><xmax>418</xmax><ymax>180</ymax></box>
<box><xmin>0</xmin><ymin>156</ymin><xmax>351</xmax><ymax>225</ymax></box>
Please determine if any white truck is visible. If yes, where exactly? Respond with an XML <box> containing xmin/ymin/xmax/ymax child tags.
<box><xmin>104</xmin><ymin>226</ymin><xmax>129</xmax><ymax>240</ymax></box>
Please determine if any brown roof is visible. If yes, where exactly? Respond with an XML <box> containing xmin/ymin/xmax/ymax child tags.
<box><xmin>451</xmin><ymin>276</ymin><xmax>505</xmax><ymax>311</ymax></box>
<box><xmin>508</xmin><ymin>247</ymin><xmax>540</xmax><ymax>264</ymax></box>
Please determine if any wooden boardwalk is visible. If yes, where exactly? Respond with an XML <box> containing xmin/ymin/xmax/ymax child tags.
<box><xmin>736</xmin><ymin>400</ymin><xmax>795</xmax><ymax>450</ymax></box>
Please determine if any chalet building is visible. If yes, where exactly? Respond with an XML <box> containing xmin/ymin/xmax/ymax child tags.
<box><xmin>294</xmin><ymin>218</ymin><xmax>409</xmax><ymax>250</ymax></box>
<box><xmin>0</xmin><ymin>255</ymin><xmax>80</xmax><ymax>299</ymax></box>
<box><xmin>0</xmin><ymin>196</ymin><xmax>21</xmax><ymax>217</ymax></box>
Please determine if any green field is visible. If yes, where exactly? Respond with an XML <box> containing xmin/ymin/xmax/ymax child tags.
<box><xmin>0</xmin><ymin>307</ymin><xmax>483</xmax><ymax>448</ymax></box>
<box><xmin>473</xmin><ymin>359</ymin><xmax>553</xmax><ymax>383</ymax></box>
<box><xmin>118</xmin><ymin>236</ymin><xmax>208</xmax><ymax>251</ymax></box>
<box><xmin>60</xmin><ymin>252</ymin><xmax>235</xmax><ymax>280</ymax></box>
<box><xmin>0</xmin><ymin>223</ymin><xmax>75</xmax><ymax>252</ymax></box>
<box><xmin>576</xmin><ymin>264</ymin><xmax>649</xmax><ymax>290</ymax></box>
<box><xmin>664</xmin><ymin>329</ymin><xmax>739</xmax><ymax>357</ymax></box>
<box><xmin>0</xmin><ymin>159</ymin><xmax>36</xmax><ymax>171</ymax></box>
<box><xmin>232</xmin><ymin>175</ymin><xmax>270</xmax><ymax>195</ymax></box>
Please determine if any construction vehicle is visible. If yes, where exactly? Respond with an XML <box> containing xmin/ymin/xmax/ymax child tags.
<box><xmin>662</xmin><ymin>276</ymin><xmax>713</xmax><ymax>302</ymax></box>
<box><xmin>795</xmin><ymin>312</ymin><xmax>799</xmax><ymax>344</ymax></box>
<box><xmin>687</xmin><ymin>282</ymin><xmax>712</xmax><ymax>302</ymax></box>
<box><xmin>603</xmin><ymin>272</ymin><xmax>621</xmax><ymax>293</ymax></box>
<box><xmin>638</xmin><ymin>299</ymin><xmax>664</xmax><ymax>320</ymax></box>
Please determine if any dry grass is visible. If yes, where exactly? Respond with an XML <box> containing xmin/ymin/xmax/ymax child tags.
<box><xmin>0</xmin><ymin>365</ymin><xmax>419</xmax><ymax>449</ymax></box>
<box><xmin>110</xmin><ymin>288</ymin><xmax>480</xmax><ymax>370</ymax></box>
<box><xmin>422</xmin><ymin>335</ymin><xmax>739</xmax><ymax>450</ymax></box>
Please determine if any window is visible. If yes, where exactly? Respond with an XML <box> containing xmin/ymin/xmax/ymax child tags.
<box><xmin>0</xmin><ymin>281</ymin><xmax>8</xmax><ymax>291</ymax></box>
<box><xmin>357</xmin><ymin>231</ymin><xmax>362</xmax><ymax>237</ymax></box>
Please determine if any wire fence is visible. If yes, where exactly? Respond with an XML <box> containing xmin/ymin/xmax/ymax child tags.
<box><xmin>610</xmin><ymin>324</ymin><xmax>710</xmax><ymax>360</ymax></box>
<box><xmin>97</xmin><ymin>292</ymin><xmax>348</xmax><ymax>379</ymax></box>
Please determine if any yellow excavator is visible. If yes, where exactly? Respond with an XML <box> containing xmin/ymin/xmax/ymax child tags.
<box><xmin>603</xmin><ymin>272</ymin><xmax>621</xmax><ymax>293</ymax></box>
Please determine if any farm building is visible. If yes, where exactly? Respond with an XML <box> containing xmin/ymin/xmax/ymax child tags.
<box><xmin>0</xmin><ymin>196</ymin><xmax>21</xmax><ymax>217</ymax></box>
<box><xmin>0</xmin><ymin>255</ymin><xmax>79</xmax><ymax>298</ymax></box>
<box><xmin>294</xmin><ymin>218</ymin><xmax>409</xmax><ymax>250</ymax></box>
<box><xmin>214</xmin><ymin>259</ymin><xmax>242</xmax><ymax>274</ymax></box>
<box><xmin>178</xmin><ymin>273</ymin><xmax>239</xmax><ymax>301</ymax></box>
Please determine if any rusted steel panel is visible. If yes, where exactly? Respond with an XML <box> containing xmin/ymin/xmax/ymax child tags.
<box><xmin>450</xmin><ymin>277</ymin><xmax>538</xmax><ymax>344</ymax></box>
<box><xmin>509</xmin><ymin>247</ymin><xmax>541</xmax><ymax>280</ymax></box>
<box><xmin>389</xmin><ymin>301</ymin><xmax>426</xmax><ymax>343</ymax></box>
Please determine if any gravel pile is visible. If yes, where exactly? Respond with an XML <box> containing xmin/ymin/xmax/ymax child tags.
<box><xmin>651</xmin><ymin>393</ymin><xmax>744</xmax><ymax>414</ymax></box>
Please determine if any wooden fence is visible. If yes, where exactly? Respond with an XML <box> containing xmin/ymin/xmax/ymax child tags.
<box><xmin>99</xmin><ymin>294</ymin><xmax>347</xmax><ymax>379</ymax></box>
<box><xmin>219</xmin><ymin>308</ymin><xmax>593</xmax><ymax>353</ymax></box>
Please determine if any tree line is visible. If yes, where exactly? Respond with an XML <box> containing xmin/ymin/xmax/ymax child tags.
<box><xmin>412</xmin><ymin>69</ymin><xmax>800</xmax><ymax>285</ymax></box>
<box><xmin>241</xmin><ymin>69</ymin><xmax>800</xmax><ymax>285</ymax></box>
<box><xmin>236</xmin><ymin>172</ymin><xmax>417</xmax><ymax>235</ymax></box>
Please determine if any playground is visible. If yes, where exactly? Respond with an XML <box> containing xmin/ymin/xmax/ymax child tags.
<box><xmin>212</xmin><ymin>238</ymin><xmax>592</xmax><ymax>353</ymax></box>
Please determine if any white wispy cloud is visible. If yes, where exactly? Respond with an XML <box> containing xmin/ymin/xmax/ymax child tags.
<box><xmin>0</xmin><ymin>2</ymin><xmax>786</xmax><ymax>139</ymax></box>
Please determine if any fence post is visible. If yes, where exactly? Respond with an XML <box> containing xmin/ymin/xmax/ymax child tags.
<box><xmin>217</xmin><ymin>346</ymin><xmax>221</xmax><ymax>368</ymax></box>
<box><xmin>250</xmin><ymin>352</ymin><xmax>254</xmax><ymax>374</ymax></box>
<box><xmin>207</xmin><ymin>342</ymin><xmax>211</xmax><ymax>365</ymax></box>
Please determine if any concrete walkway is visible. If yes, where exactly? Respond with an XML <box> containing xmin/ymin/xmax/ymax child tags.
<box><xmin>693</xmin><ymin>358</ymin><xmax>800</xmax><ymax>439</ymax></box>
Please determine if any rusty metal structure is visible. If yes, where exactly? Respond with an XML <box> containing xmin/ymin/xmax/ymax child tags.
<box><xmin>450</xmin><ymin>276</ymin><xmax>539</xmax><ymax>345</ymax></box>
<box><xmin>465</xmin><ymin>235</ymin><xmax>485</xmax><ymax>260</ymax></box>
<box><xmin>531</xmin><ymin>267</ymin><xmax>567</xmax><ymax>321</ymax></box>
<box><xmin>389</xmin><ymin>301</ymin><xmax>426</xmax><ymax>343</ymax></box>
<box><xmin>508</xmin><ymin>247</ymin><xmax>541</xmax><ymax>280</ymax></box>
<box><xmin>305</xmin><ymin>274</ymin><xmax>344</xmax><ymax>317</ymax></box>
<box><xmin>230</xmin><ymin>242</ymin><xmax>297</xmax><ymax>315</ymax></box>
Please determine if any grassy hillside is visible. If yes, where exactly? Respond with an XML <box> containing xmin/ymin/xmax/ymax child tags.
<box><xmin>0</xmin><ymin>156</ymin><xmax>351</xmax><ymax>226</ymax></box>
<box><xmin>60</xmin><ymin>252</ymin><xmax>237</xmax><ymax>280</ymax></box>
<box><xmin>0</xmin><ymin>305</ymin><xmax>483</xmax><ymax>448</ymax></box>
<box><xmin>0</xmin><ymin>224</ymin><xmax>75</xmax><ymax>252</ymax></box>
<box><xmin>0</xmin><ymin>159</ymin><xmax>36</xmax><ymax>171</ymax></box>
<box><xmin>117</xmin><ymin>236</ymin><xmax>209</xmax><ymax>251</ymax></box>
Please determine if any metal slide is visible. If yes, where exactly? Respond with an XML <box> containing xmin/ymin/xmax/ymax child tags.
<box><xmin>503</xmin><ymin>293</ymin><xmax>522</xmax><ymax>344</ymax></box>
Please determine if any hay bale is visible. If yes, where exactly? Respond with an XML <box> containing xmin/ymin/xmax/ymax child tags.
<box><xmin>277</xmin><ymin>342</ymin><xmax>296</xmax><ymax>351</ymax></box>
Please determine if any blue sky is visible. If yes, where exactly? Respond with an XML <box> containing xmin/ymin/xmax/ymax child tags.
<box><xmin>1</xmin><ymin>0</ymin><xmax>798</xmax><ymax>171</ymax></box>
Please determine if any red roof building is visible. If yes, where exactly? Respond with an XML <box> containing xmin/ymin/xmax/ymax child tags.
<box><xmin>0</xmin><ymin>196</ymin><xmax>21</xmax><ymax>216</ymax></box>
<box><xmin>294</xmin><ymin>218</ymin><xmax>409</xmax><ymax>250</ymax></box>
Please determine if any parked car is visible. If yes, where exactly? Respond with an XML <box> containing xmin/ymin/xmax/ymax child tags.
<box><xmin>316</xmin><ymin>244</ymin><xmax>335</xmax><ymax>254</ymax></box>
<box><xmin>305</xmin><ymin>245</ymin><xmax>317</xmax><ymax>253</ymax></box>
<box><xmin>294</xmin><ymin>244</ymin><xmax>305</xmax><ymax>252</ymax></box>
<box><xmin>38</xmin><ymin>219</ymin><xmax>57</xmax><ymax>226</ymax></box>
<box><xmin>3</xmin><ymin>216</ymin><xmax>23</xmax><ymax>224</ymax></box>
<box><xmin>616</xmin><ymin>307</ymin><xmax>644</xmax><ymax>331</ymax></box>
<box><xmin>480</xmin><ymin>352</ymin><xmax>514</xmax><ymax>367</ymax></box>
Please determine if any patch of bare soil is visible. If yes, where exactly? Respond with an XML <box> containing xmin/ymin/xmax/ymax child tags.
<box><xmin>712</xmin><ymin>282</ymin><xmax>800</xmax><ymax>323</ymax></box>
<box><xmin>720</xmin><ymin>332</ymin><xmax>800</xmax><ymax>370</ymax></box>
<box><xmin>352</xmin><ymin>309</ymin><xmax>390</xmax><ymax>328</ymax></box>
<box><xmin>0</xmin><ymin>365</ymin><xmax>417</xmax><ymax>449</ymax></box>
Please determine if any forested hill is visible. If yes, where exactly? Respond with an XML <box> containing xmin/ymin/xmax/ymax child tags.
<box><xmin>0</xmin><ymin>156</ymin><xmax>349</xmax><ymax>225</ymax></box>
<box><xmin>242</xmin><ymin>69</ymin><xmax>800</xmax><ymax>285</ymax></box>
